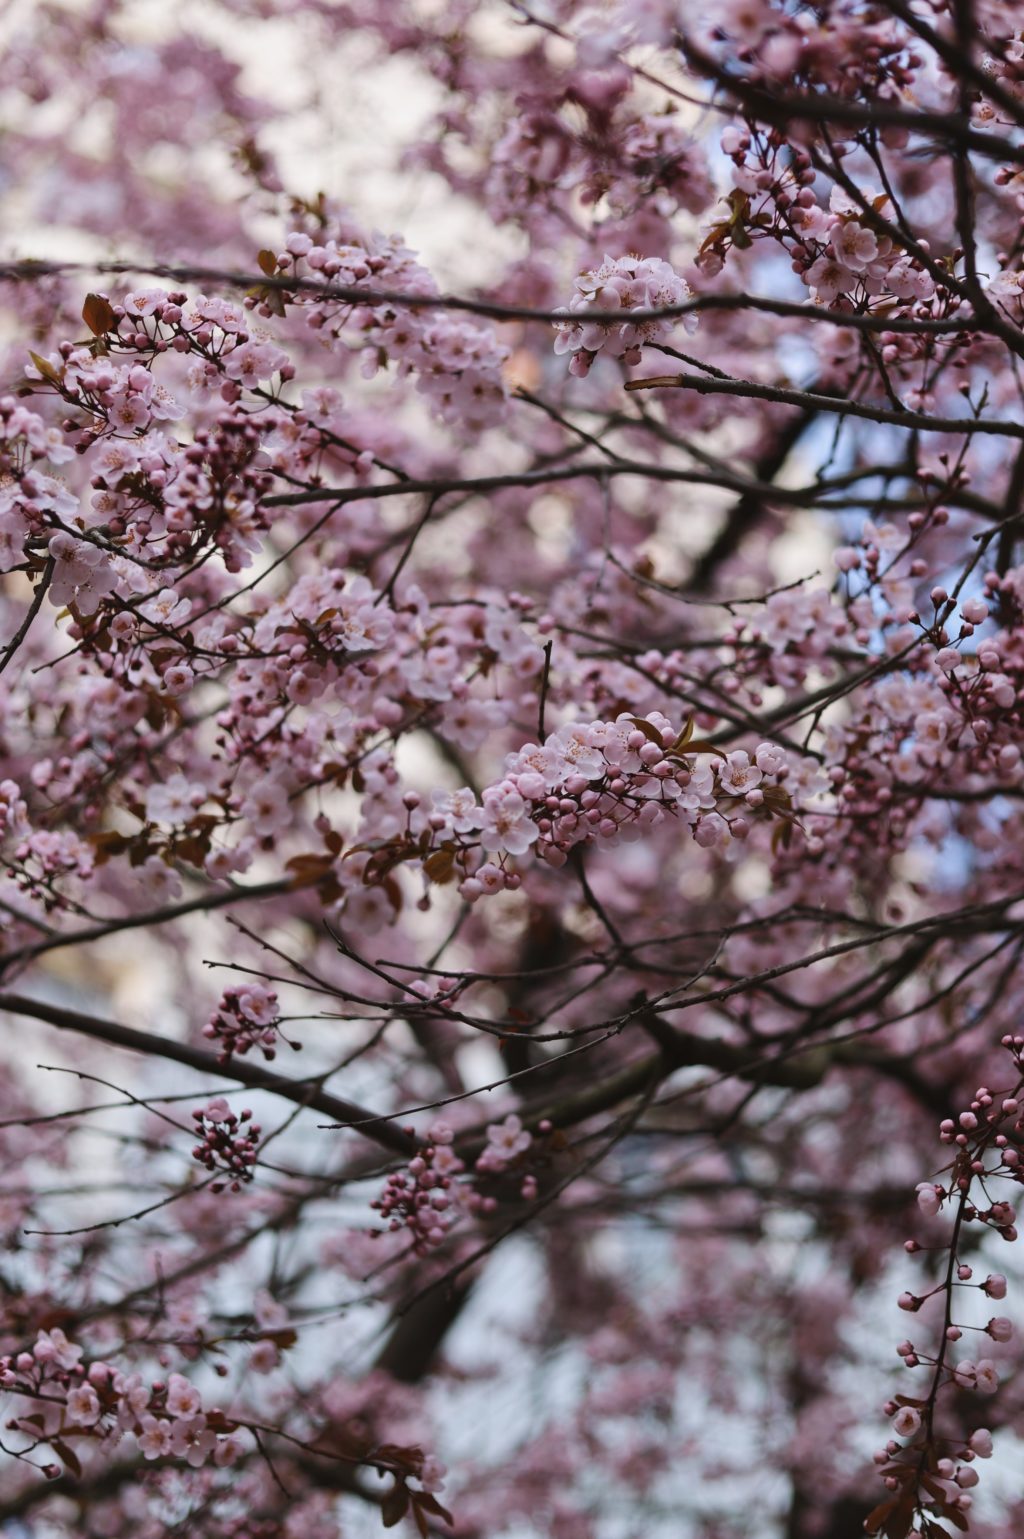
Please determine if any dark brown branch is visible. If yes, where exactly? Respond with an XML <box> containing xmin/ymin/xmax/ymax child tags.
<box><xmin>0</xmin><ymin>558</ymin><xmax>53</xmax><ymax>679</ymax></box>
<box><xmin>679</xmin><ymin>36</ymin><xmax>1024</xmax><ymax>164</ymax></box>
<box><xmin>0</xmin><ymin>878</ymin><xmax>296</xmax><ymax>978</ymax></box>
<box><xmin>0</xmin><ymin>992</ymin><xmax>419</xmax><ymax>1157</ymax></box>
<box><xmin>0</xmin><ymin>258</ymin><xmax>977</xmax><ymax>333</ymax></box>
<box><xmin>624</xmin><ymin>372</ymin><xmax>1024</xmax><ymax>438</ymax></box>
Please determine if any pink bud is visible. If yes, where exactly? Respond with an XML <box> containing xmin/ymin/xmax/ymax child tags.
<box><xmin>916</xmin><ymin>1182</ymin><xmax>942</xmax><ymax>1217</ymax></box>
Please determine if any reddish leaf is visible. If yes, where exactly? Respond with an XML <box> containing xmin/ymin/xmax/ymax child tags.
<box><xmin>285</xmin><ymin>853</ymin><xmax>336</xmax><ymax>888</ymax></box>
<box><xmin>683</xmin><ymin>737</ymin><xmax>727</xmax><ymax>759</ymax></box>
<box><xmin>414</xmin><ymin>1491</ymin><xmax>454</xmax><ymax>1526</ymax></box>
<box><xmin>82</xmin><ymin>293</ymin><xmax>116</xmax><ymax>336</ymax></box>
<box><xmin>173</xmin><ymin>834</ymin><xmax>211</xmax><ymax>867</ymax></box>
<box><xmin>671</xmin><ymin>717</ymin><xmax>695</xmax><ymax>751</ymax></box>
<box><xmin>263</xmin><ymin>1326</ymin><xmax>298</xmax><ymax>1349</ymax></box>
<box><xmin>423</xmin><ymin>846</ymin><xmax>456</xmax><ymax>884</ymax></box>
<box><xmin>89</xmin><ymin>830</ymin><xmax>130</xmax><ymax>864</ymax></box>
<box><xmin>376</xmin><ymin>1442</ymin><xmax>424</xmax><ymax>1467</ymax></box>
<box><xmin>381</xmin><ymin>1483</ymin><xmax>410</xmax><ymax>1528</ymax></box>
<box><xmin>51</xmin><ymin>1438</ymin><xmax>82</xmax><ymax>1479</ymax></box>
<box><xmin>884</xmin><ymin>1495</ymin><xmax>916</xmax><ymax>1539</ymax></box>
<box><xmin>626</xmin><ymin>716</ymin><xmax>663</xmax><ymax>744</ymax></box>
<box><xmin>331</xmin><ymin>1426</ymin><xmax>373</xmax><ymax>1461</ymax></box>
<box><xmin>863</xmin><ymin>1498</ymin><xmax>901</xmax><ymax>1539</ymax></box>
<box><xmin>204</xmin><ymin>1409</ymin><xmax>240</xmax><ymax>1433</ymax></box>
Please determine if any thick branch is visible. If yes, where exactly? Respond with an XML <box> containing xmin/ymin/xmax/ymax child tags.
<box><xmin>0</xmin><ymin>992</ymin><xmax>419</xmax><ymax>1157</ymax></box>
<box><xmin>625</xmin><ymin>373</ymin><xmax>1024</xmax><ymax>438</ymax></box>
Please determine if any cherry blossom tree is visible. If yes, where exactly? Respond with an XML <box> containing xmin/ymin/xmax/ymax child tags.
<box><xmin>2</xmin><ymin>1</ymin><xmax>1024</xmax><ymax>1536</ymax></box>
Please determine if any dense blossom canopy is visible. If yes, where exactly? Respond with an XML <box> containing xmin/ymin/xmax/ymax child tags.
<box><xmin>2</xmin><ymin>2</ymin><xmax>1024</xmax><ymax>1536</ymax></box>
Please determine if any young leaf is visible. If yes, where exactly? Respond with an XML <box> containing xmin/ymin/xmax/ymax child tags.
<box><xmin>381</xmin><ymin>1483</ymin><xmax>410</xmax><ymax>1528</ymax></box>
<box><xmin>82</xmin><ymin>293</ymin><xmax>116</xmax><ymax>336</ymax></box>
<box><xmin>423</xmin><ymin>846</ymin><xmax>456</xmax><ymax>884</ymax></box>
<box><xmin>52</xmin><ymin>1439</ymin><xmax>82</xmax><ymax>1479</ymax></box>
<box><xmin>28</xmin><ymin>350</ymin><xmax>63</xmax><ymax>385</ymax></box>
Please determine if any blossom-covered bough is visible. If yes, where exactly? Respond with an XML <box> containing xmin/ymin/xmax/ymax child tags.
<box><xmin>2</xmin><ymin>1</ymin><xmax>1024</xmax><ymax>1535</ymax></box>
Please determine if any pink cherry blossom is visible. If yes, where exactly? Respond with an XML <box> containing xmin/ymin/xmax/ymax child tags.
<box><xmin>891</xmin><ymin>1406</ymin><xmax>921</xmax><ymax>1438</ymax></box>
<box><xmin>0</xmin><ymin>7</ymin><xmax>1021</xmax><ymax>1536</ymax></box>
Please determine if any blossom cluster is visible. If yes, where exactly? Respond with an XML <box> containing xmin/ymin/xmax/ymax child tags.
<box><xmin>370</xmin><ymin>1115</ymin><xmax>546</xmax><ymax>1252</ymax></box>
<box><xmin>202</xmin><ymin>984</ymin><xmax>282</xmax><ymax>1064</ymax></box>
<box><xmin>4</xmin><ymin>1</ymin><xmax>1024</xmax><ymax>1533</ymax></box>
<box><xmin>699</xmin><ymin>0</ymin><xmax>928</xmax><ymax>99</ymax></box>
<box><xmin>553</xmin><ymin>254</ymin><xmax>697</xmax><ymax>377</ymax></box>
<box><xmin>263</xmin><ymin>223</ymin><xmax>510</xmax><ymax>431</ymax></box>
<box><xmin>868</xmin><ymin>1039</ymin><xmax>1024</xmax><ymax>1537</ymax></box>
<box><xmin>486</xmin><ymin>101</ymin><xmax>713</xmax><ymax>231</ymax></box>
<box><xmin>0</xmin><ymin>1328</ymin><xmax>241</xmax><ymax>1474</ymax></box>
<box><xmin>415</xmin><ymin>715</ymin><xmax>797</xmax><ymax>901</ymax></box>
<box><xmin>369</xmin><ymin>1125</ymin><xmax>474</xmax><ymax>1255</ymax></box>
<box><xmin>702</xmin><ymin>129</ymin><xmax>941</xmax><ymax>342</ymax></box>
<box><xmin>793</xmin><ymin>186</ymin><xmax>937</xmax><ymax>311</ymax></box>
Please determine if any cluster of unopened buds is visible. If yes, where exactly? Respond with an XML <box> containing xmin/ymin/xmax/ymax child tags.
<box><xmin>370</xmin><ymin>1125</ymin><xmax>469</xmax><ymax>1254</ymax></box>
<box><xmin>866</xmin><ymin>1039</ymin><xmax>1024</xmax><ymax>1537</ymax></box>
<box><xmin>0</xmin><ymin>1328</ymin><xmax>241</xmax><ymax>1474</ymax></box>
<box><xmin>370</xmin><ymin>1116</ymin><xmax>550</xmax><ymax>1252</ymax></box>
<box><xmin>202</xmin><ymin>984</ymin><xmax>283</xmax><ymax>1064</ymax></box>
<box><xmin>553</xmin><ymin>253</ymin><xmax>696</xmax><ymax>376</ymax></box>
<box><xmin>191</xmin><ymin>1098</ymin><xmax>261</xmax><ymax>1191</ymax></box>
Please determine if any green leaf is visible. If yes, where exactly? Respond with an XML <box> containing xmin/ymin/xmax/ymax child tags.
<box><xmin>246</xmin><ymin>283</ymin><xmax>288</xmax><ymax>317</ymax></box>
